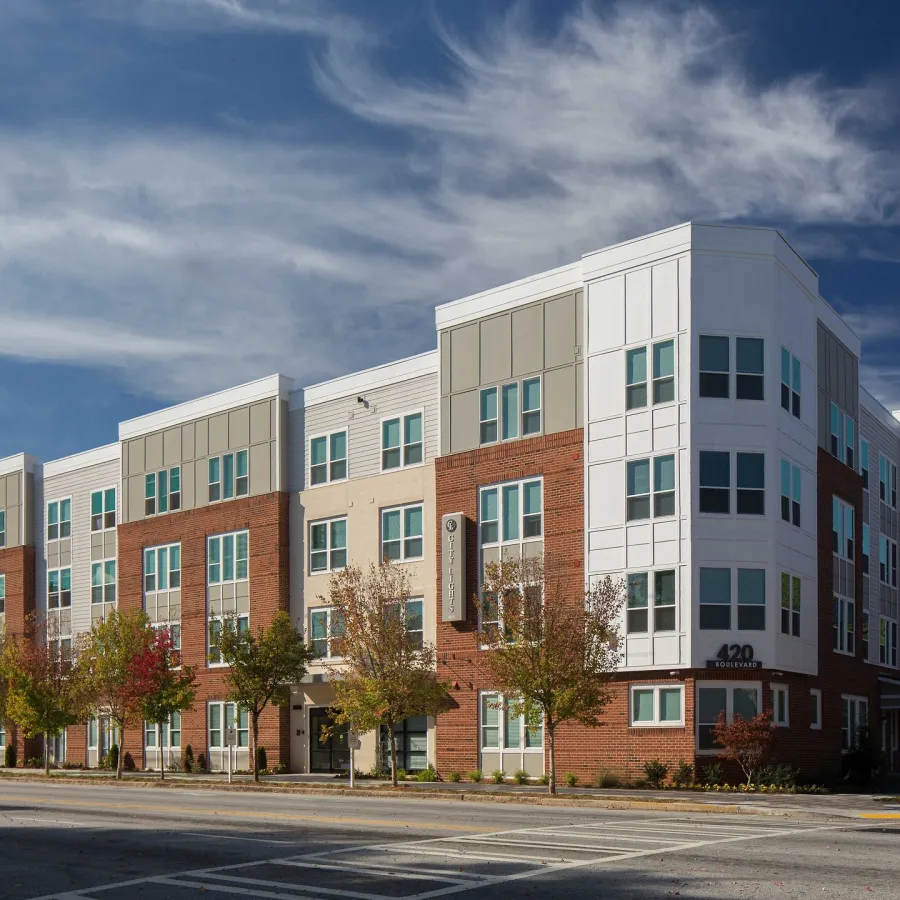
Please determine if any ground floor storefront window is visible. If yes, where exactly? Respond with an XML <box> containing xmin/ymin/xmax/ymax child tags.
<box><xmin>380</xmin><ymin>716</ymin><xmax>428</xmax><ymax>772</ymax></box>
<box><xmin>208</xmin><ymin>702</ymin><xmax>249</xmax><ymax>772</ymax></box>
<box><xmin>696</xmin><ymin>682</ymin><xmax>760</xmax><ymax>751</ymax></box>
<box><xmin>479</xmin><ymin>693</ymin><xmax>543</xmax><ymax>776</ymax></box>
<box><xmin>841</xmin><ymin>695</ymin><xmax>868</xmax><ymax>751</ymax></box>
<box><xmin>145</xmin><ymin>712</ymin><xmax>181</xmax><ymax>770</ymax></box>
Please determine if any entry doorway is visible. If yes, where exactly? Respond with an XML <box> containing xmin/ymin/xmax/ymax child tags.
<box><xmin>309</xmin><ymin>708</ymin><xmax>350</xmax><ymax>773</ymax></box>
<box><xmin>884</xmin><ymin>710</ymin><xmax>900</xmax><ymax>773</ymax></box>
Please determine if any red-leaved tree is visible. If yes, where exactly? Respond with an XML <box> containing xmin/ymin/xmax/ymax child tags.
<box><xmin>712</xmin><ymin>709</ymin><xmax>775</xmax><ymax>786</ymax></box>
<box><xmin>127</xmin><ymin>628</ymin><xmax>197</xmax><ymax>780</ymax></box>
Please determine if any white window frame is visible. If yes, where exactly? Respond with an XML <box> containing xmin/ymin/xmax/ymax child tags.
<box><xmin>478</xmin><ymin>691</ymin><xmax>544</xmax><ymax>759</ymax></box>
<box><xmin>696</xmin><ymin>682</ymin><xmax>762</xmax><ymax>754</ymax></box>
<box><xmin>833</xmin><ymin>594</ymin><xmax>855</xmax><ymax>656</ymax></box>
<box><xmin>145</xmin><ymin>466</ymin><xmax>182</xmax><ymax>516</ymax></box>
<box><xmin>479</xmin><ymin>377</ymin><xmax>544</xmax><ymax>446</ymax></box>
<box><xmin>780</xmin><ymin>571</ymin><xmax>801</xmax><ymax>638</ymax></box>
<box><xmin>308</xmin><ymin>429</ymin><xmax>348</xmax><ymax>487</ymax></box>
<box><xmin>143</xmin><ymin>543</ymin><xmax>182</xmax><ymax>593</ymax></box>
<box><xmin>47</xmin><ymin>498</ymin><xmax>72</xmax><ymax>541</ymax></box>
<box><xmin>810</xmin><ymin>689</ymin><xmax>822</xmax><ymax>730</ymax></box>
<box><xmin>780</xmin><ymin>347</ymin><xmax>801</xmax><ymax>418</ymax></box>
<box><xmin>880</xmin><ymin>454</ymin><xmax>898</xmax><ymax>508</ymax></box>
<box><xmin>380</xmin><ymin>502</ymin><xmax>424</xmax><ymax>563</ymax></box>
<box><xmin>207</xmin><ymin>531</ymin><xmax>250</xmax><ymax>666</ymax></box>
<box><xmin>624</xmin><ymin>569</ymin><xmax>677</xmax><ymax>635</ymax></box>
<box><xmin>698</xmin><ymin>334</ymin><xmax>730</xmax><ymax>399</ymax></box>
<box><xmin>144</xmin><ymin>711</ymin><xmax>182</xmax><ymax>751</ymax></box>
<box><xmin>90</xmin><ymin>486</ymin><xmax>117</xmax><ymax>532</ymax></box>
<box><xmin>879</xmin><ymin>617</ymin><xmax>898</xmax><ymax>668</ymax></box>
<box><xmin>832</xmin><ymin>496</ymin><xmax>855</xmax><ymax>562</ymax></box>
<box><xmin>626</xmin><ymin>454</ymin><xmax>676</xmax><ymax>522</ymax></box>
<box><xmin>629</xmin><ymin>684</ymin><xmax>684</xmax><ymax>727</ymax></box>
<box><xmin>830</xmin><ymin>402</ymin><xmax>846</xmax><ymax>463</ymax></box>
<box><xmin>780</xmin><ymin>460</ymin><xmax>801</xmax><ymax>527</ymax></box>
<box><xmin>207</xmin><ymin>701</ymin><xmax>249</xmax><ymax>750</ymax></box>
<box><xmin>309</xmin><ymin>516</ymin><xmax>348</xmax><ymax>575</ymax></box>
<box><xmin>770</xmin><ymin>683</ymin><xmax>789</xmax><ymax>726</ymax></box>
<box><xmin>880</xmin><ymin>534</ymin><xmax>898</xmax><ymax>588</ymax></box>
<box><xmin>841</xmin><ymin>695</ymin><xmax>868</xmax><ymax>751</ymax></box>
<box><xmin>381</xmin><ymin>410</ymin><xmax>425</xmax><ymax>470</ymax></box>
<box><xmin>735</xmin><ymin>336</ymin><xmax>765</xmax><ymax>401</ymax></box>
<box><xmin>91</xmin><ymin>558</ymin><xmax>117</xmax><ymax>606</ymax></box>
<box><xmin>207</xmin><ymin>450</ymin><xmax>249</xmax><ymax>504</ymax></box>
<box><xmin>309</xmin><ymin>606</ymin><xmax>344</xmax><ymax>660</ymax></box>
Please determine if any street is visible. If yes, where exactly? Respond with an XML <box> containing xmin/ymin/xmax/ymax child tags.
<box><xmin>0</xmin><ymin>782</ymin><xmax>896</xmax><ymax>899</ymax></box>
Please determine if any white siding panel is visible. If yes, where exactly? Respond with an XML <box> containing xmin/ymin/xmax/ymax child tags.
<box><xmin>587</xmin><ymin>352</ymin><xmax>624</xmax><ymax>423</ymax></box>
<box><xmin>625</xmin><ymin>268</ymin><xmax>651</xmax><ymax>345</ymax></box>
<box><xmin>651</xmin><ymin>260</ymin><xmax>678</xmax><ymax>337</ymax></box>
<box><xmin>587</xmin><ymin>277</ymin><xmax>624</xmax><ymax>354</ymax></box>
<box><xmin>588</xmin><ymin>461</ymin><xmax>623</xmax><ymax>529</ymax></box>
<box><xmin>588</xmin><ymin>417</ymin><xmax>625</xmax><ymax>462</ymax></box>
<box><xmin>625</xmin><ymin>411</ymin><xmax>651</xmax><ymax>456</ymax></box>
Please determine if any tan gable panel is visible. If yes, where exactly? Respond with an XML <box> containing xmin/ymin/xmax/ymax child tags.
<box><xmin>512</xmin><ymin>303</ymin><xmax>543</xmax><ymax>376</ymax></box>
<box><xmin>128</xmin><ymin>475</ymin><xmax>145</xmax><ymax>522</ymax></box>
<box><xmin>195</xmin><ymin>419</ymin><xmax>209</xmax><ymax>457</ymax></box>
<box><xmin>229</xmin><ymin>407</ymin><xmax>250</xmax><ymax>449</ymax></box>
<box><xmin>480</xmin><ymin>314</ymin><xmax>511</xmax><ymax>385</ymax></box>
<box><xmin>450</xmin><ymin>323</ymin><xmax>479</xmax><ymax>393</ymax></box>
<box><xmin>182</xmin><ymin>423</ymin><xmax>196</xmax><ymax>460</ymax></box>
<box><xmin>181</xmin><ymin>461</ymin><xmax>195</xmax><ymax>510</ymax></box>
<box><xmin>145</xmin><ymin>432</ymin><xmax>163</xmax><ymax>471</ymax></box>
<box><xmin>127</xmin><ymin>438</ymin><xmax>145</xmax><ymax>475</ymax></box>
<box><xmin>209</xmin><ymin>413</ymin><xmax>228</xmax><ymax>454</ymax></box>
<box><xmin>250</xmin><ymin>400</ymin><xmax>271</xmax><ymax>444</ymax></box>
<box><xmin>250</xmin><ymin>443</ymin><xmax>271</xmax><ymax>495</ymax></box>
<box><xmin>163</xmin><ymin>428</ymin><xmax>182</xmax><ymax>466</ymax></box>
<box><xmin>194</xmin><ymin>458</ymin><xmax>209</xmax><ymax>508</ymax></box>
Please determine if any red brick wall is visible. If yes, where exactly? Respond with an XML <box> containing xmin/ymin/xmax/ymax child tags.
<box><xmin>115</xmin><ymin>491</ymin><xmax>291</xmax><ymax>770</ymax></box>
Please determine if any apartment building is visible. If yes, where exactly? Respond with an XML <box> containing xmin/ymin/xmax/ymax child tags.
<box><xmin>0</xmin><ymin>221</ymin><xmax>897</xmax><ymax>781</ymax></box>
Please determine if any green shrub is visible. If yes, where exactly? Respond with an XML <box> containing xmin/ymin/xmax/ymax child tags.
<box><xmin>182</xmin><ymin>745</ymin><xmax>195</xmax><ymax>774</ymax></box>
<box><xmin>468</xmin><ymin>769</ymin><xmax>483</xmax><ymax>783</ymax></box>
<box><xmin>701</xmin><ymin>761</ymin><xmax>724</xmax><ymax>787</ymax></box>
<box><xmin>396</xmin><ymin>768</ymin><xmax>408</xmax><ymax>781</ymax></box>
<box><xmin>491</xmin><ymin>769</ymin><xmax>505</xmax><ymax>784</ymax></box>
<box><xmin>256</xmin><ymin>746</ymin><xmax>267</xmax><ymax>773</ymax></box>
<box><xmin>416</xmin><ymin>766</ymin><xmax>438</xmax><ymax>782</ymax></box>
<box><xmin>447</xmin><ymin>770</ymin><xmax>461</xmax><ymax>783</ymax></box>
<box><xmin>4</xmin><ymin>743</ymin><xmax>16</xmax><ymax>769</ymax></box>
<box><xmin>106</xmin><ymin>744</ymin><xmax>120</xmax><ymax>773</ymax></box>
<box><xmin>192</xmin><ymin>753</ymin><xmax>206</xmax><ymax>774</ymax></box>
<box><xmin>25</xmin><ymin>757</ymin><xmax>42</xmax><ymax>769</ymax></box>
<box><xmin>564</xmin><ymin>772</ymin><xmax>578</xmax><ymax>787</ymax></box>
<box><xmin>512</xmin><ymin>769</ymin><xmax>528</xmax><ymax>785</ymax></box>
<box><xmin>537</xmin><ymin>773</ymin><xmax>550</xmax><ymax>785</ymax></box>
<box><xmin>595</xmin><ymin>770</ymin><xmax>619</xmax><ymax>788</ymax></box>
<box><xmin>755</xmin><ymin>764</ymin><xmax>799</xmax><ymax>789</ymax></box>
<box><xmin>642</xmin><ymin>759</ymin><xmax>668</xmax><ymax>788</ymax></box>
<box><xmin>672</xmin><ymin>760</ymin><xmax>693</xmax><ymax>788</ymax></box>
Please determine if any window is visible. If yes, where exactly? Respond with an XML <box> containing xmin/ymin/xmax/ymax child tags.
<box><xmin>830</xmin><ymin>404</ymin><xmax>856</xmax><ymax>468</ymax></box>
<box><xmin>699</xmin><ymin>567</ymin><xmax>731</xmax><ymax>630</ymax></box>
<box><xmin>310</xmin><ymin>517</ymin><xmax>347</xmax><ymax>574</ymax></box>
<box><xmin>91</xmin><ymin>488</ymin><xmax>116</xmax><ymax>531</ymax></box>
<box><xmin>834</xmin><ymin>595</ymin><xmax>855</xmax><ymax>655</ymax></box>
<box><xmin>380</xmin><ymin>717</ymin><xmax>429</xmax><ymax>772</ymax></box>
<box><xmin>145</xmin><ymin>712</ymin><xmax>181</xmax><ymax>751</ymax></box>
<box><xmin>208</xmin><ymin>531</ymin><xmax>250</xmax><ymax>665</ymax></box>
<box><xmin>208</xmin><ymin>702</ymin><xmax>249</xmax><ymax>749</ymax></box>
<box><xmin>841</xmin><ymin>695</ymin><xmax>868</xmax><ymax>751</ymax></box>
<box><xmin>208</xmin><ymin>451</ymin><xmax>248</xmax><ymax>503</ymax></box>
<box><xmin>404</xmin><ymin>598</ymin><xmax>424</xmax><ymax>651</ymax></box>
<box><xmin>653</xmin><ymin>340</ymin><xmax>675</xmax><ymax>404</ymax></box>
<box><xmin>699</xmin><ymin>335</ymin><xmax>729</xmax><ymax>398</ymax></box>
<box><xmin>501</xmin><ymin>383</ymin><xmax>518</xmax><ymax>440</ymax></box>
<box><xmin>626</xmin><ymin>454</ymin><xmax>675</xmax><ymax>521</ymax></box>
<box><xmin>522</xmin><ymin>377</ymin><xmax>541</xmax><ymax>436</ymax></box>
<box><xmin>626</xmin><ymin>573</ymin><xmax>648</xmax><ymax>633</ymax></box>
<box><xmin>654</xmin><ymin>570</ymin><xmax>676</xmax><ymax>632</ymax></box>
<box><xmin>880</xmin><ymin>455</ymin><xmax>898</xmax><ymax>508</ymax></box>
<box><xmin>91</xmin><ymin>560</ymin><xmax>116</xmax><ymax>605</ymax></box>
<box><xmin>208</xmin><ymin>531</ymin><xmax>249</xmax><ymax>585</ymax></box>
<box><xmin>832</xmin><ymin>497</ymin><xmax>855</xmax><ymax>561</ymax></box>
<box><xmin>697</xmin><ymin>684</ymin><xmax>759</xmax><ymax>751</ymax></box>
<box><xmin>0</xmin><ymin>510</ymin><xmax>4</xmax><ymax>547</ymax></box>
<box><xmin>736</xmin><ymin>453</ymin><xmax>765</xmax><ymax>515</ymax></box>
<box><xmin>863</xmin><ymin>523</ymin><xmax>871</xmax><ymax>575</ymax></box>
<box><xmin>382</xmin><ymin>412</ymin><xmax>423</xmax><ymax>468</ymax></box>
<box><xmin>47</xmin><ymin>499</ymin><xmax>71</xmax><ymax>540</ymax></box>
<box><xmin>146</xmin><ymin>467</ymin><xmax>181</xmax><ymax>515</ymax></box>
<box><xmin>780</xmin><ymin>460</ymin><xmax>801</xmax><ymax>527</ymax></box>
<box><xmin>737</xmin><ymin>568</ymin><xmax>765</xmax><ymax>631</ymax></box>
<box><xmin>479</xmin><ymin>693</ymin><xmax>543</xmax><ymax>754</ymax></box>
<box><xmin>630</xmin><ymin>685</ymin><xmax>684</xmax><ymax>726</ymax></box>
<box><xmin>699</xmin><ymin>451</ymin><xmax>730</xmax><ymax>514</ymax></box>
<box><xmin>781</xmin><ymin>348</ymin><xmax>801</xmax><ymax>418</ymax></box>
<box><xmin>48</xmin><ymin>567</ymin><xmax>72</xmax><ymax>609</ymax></box>
<box><xmin>626</xmin><ymin>348</ymin><xmax>647</xmax><ymax>410</ymax></box>
<box><xmin>861</xmin><ymin>440</ymin><xmax>870</xmax><ymax>490</ymax></box>
<box><xmin>310</xmin><ymin>431</ymin><xmax>347</xmax><ymax>486</ymax></box>
<box><xmin>880</xmin><ymin>618</ymin><xmax>898</xmax><ymax>667</ymax></box>
<box><xmin>780</xmin><ymin>573</ymin><xmax>801</xmax><ymax>637</ymax></box>
<box><xmin>143</xmin><ymin>544</ymin><xmax>181</xmax><ymax>593</ymax></box>
<box><xmin>480</xmin><ymin>378</ymin><xmax>542</xmax><ymax>445</ymax></box>
<box><xmin>810</xmin><ymin>689</ymin><xmax>822</xmax><ymax>730</ymax></box>
<box><xmin>770</xmin><ymin>685</ymin><xmax>789</xmax><ymax>726</ymax></box>
<box><xmin>480</xmin><ymin>388</ymin><xmax>498</xmax><ymax>444</ymax></box>
<box><xmin>309</xmin><ymin>607</ymin><xmax>345</xmax><ymax>659</ymax></box>
<box><xmin>845</xmin><ymin>417</ymin><xmax>856</xmax><ymax>470</ymax></box>
<box><xmin>863</xmin><ymin>610</ymin><xmax>870</xmax><ymax>660</ymax></box>
<box><xmin>381</xmin><ymin>503</ymin><xmax>423</xmax><ymax>562</ymax></box>
<box><xmin>735</xmin><ymin>338</ymin><xmax>764</xmax><ymax>400</ymax></box>
<box><xmin>0</xmin><ymin>574</ymin><xmax>5</xmax><ymax>616</ymax></box>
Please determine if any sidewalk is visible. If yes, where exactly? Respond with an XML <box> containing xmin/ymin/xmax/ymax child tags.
<box><xmin>1</xmin><ymin>766</ymin><xmax>896</xmax><ymax>819</ymax></box>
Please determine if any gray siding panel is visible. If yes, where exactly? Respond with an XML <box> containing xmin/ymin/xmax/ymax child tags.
<box><xmin>450</xmin><ymin>390</ymin><xmax>479</xmax><ymax>453</ymax></box>
<box><xmin>480</xmin><ymin>315</ymin><xmax>511</xmax><ymax>385</ymax></box>
<box><xmin>512</xmin><ymin>304</ymin><xmax>543</xmax><ymax>376</ymax></box>
<box><xmin>450</xmin><ymin>324</ymin><xmax>480</xmax><ymax>393</ymax></box>
<box><xmin>544</xmin><ymin>294</ymin><xmax>576</xmax><ymax>369</ymax></box>
<box><xmin>544</xmin><ymin>366</ymin><xmax>576</xmax><ymax>434</ymax></box>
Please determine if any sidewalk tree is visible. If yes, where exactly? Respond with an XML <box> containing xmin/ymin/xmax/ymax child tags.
<box><xmin>75</xmin><ymin>608</ymin><xmax>156</xmax><ymax>779</ymax></box>
<box><xmin>476</xmin><ymin>556</ymin><xmax>623</xmax><ymax>795</ymax></box>
<box><xmin>212</xmin><ymin>610</ymin><xmax>314</xmax><ymax>783</ymax></box>
<box><xmin>712</xmin><ymin>709</ymin><xmax>775</xmax><ymax>786</ymax></box>
<box><xmin>128</xmin><ymin>628</ymin><xmax>197</xmax><ymax>780</ymax></box>
<box><xmin>322</xmin><ymin>562</ymin><xmax>452</xmax><ymax>787</ymax></box>
<box><xmin>0</xmin><ymin>616</ymin><xmax>88</xmax><ymax>775</ymax></box>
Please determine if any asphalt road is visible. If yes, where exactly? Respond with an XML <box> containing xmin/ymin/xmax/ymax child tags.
<box><xmin>0</xmin><ymin>781</ymin><xmax>896</xmax><ymax>899</ymax></box>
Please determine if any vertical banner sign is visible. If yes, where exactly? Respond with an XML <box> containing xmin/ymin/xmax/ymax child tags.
<box><xmin>441</xmin><ymin>513</ymin><xmax>467</xmax><ymax>622</ymax></box>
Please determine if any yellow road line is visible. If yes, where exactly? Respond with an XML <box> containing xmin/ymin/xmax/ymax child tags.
<box><xmin>0</xmin><ymin>793</ymin><xmax>488</xmax><ymax>832</ymax></box>
<box><xmin>859</xmin><ymin>813</ymin><xmax>900</xmax><ymax>820</ymax></box>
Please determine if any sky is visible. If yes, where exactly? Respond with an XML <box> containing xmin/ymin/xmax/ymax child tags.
<box><xmin>1</xmin><ymin>0</ymin><xmax>899</xmax><ymax>461</ymax></box>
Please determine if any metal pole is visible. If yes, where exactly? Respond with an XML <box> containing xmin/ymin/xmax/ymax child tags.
<box><xmin>228</xmin><ymin>741</ymin><xmax>232</xmax><ymax>785</ymax></box>
<box><xmin>349</xmin><ymin>740</ymin><xmax>355</xmax><ymax>789</ymax></box>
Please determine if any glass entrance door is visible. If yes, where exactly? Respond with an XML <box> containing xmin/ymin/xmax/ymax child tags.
<box><xmin>309</xmin><ymin>708</ymin><xmax>350</xmax><ymax>773</ymax></box>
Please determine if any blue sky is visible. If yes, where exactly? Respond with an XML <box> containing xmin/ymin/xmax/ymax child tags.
<box><xmin>1</xmin><ymin>0</ymin><xmax>898</xmax><ymax>461</ymax></box>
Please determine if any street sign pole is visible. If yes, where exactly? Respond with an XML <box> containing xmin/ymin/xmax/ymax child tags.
<box><xmin>348</xmin><ymin>728</ymin><xmax>361</xmax><ymax>788</ymax></box>
<box><xmin>225</xmin><ymin>726</ymin><xmax>237</xmax><ymax>785</ymax></box>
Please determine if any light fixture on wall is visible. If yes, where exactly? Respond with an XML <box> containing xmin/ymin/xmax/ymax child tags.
<box><xmin>357</xmin><ymin>396</ymin><xmax>369</xmax><ymax>408</ymax></box>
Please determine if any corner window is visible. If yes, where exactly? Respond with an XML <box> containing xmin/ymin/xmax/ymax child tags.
<box><xmin>780</xmin><ymin>460</ymin><xmax>801</xmax><ymax>527</ymax></box>
<box><xmin>699</xmin><ymin>451</ymin><xmax>730</xmax><ymax>514</ymax></box>
<box><xmin>47</xmin><ymin>499</ymin><xmax>71</xmax><ymax>541</ymax></box>
<box><xmin>880</xmin><ymin>534</ymin><xmax>898</xmax><ymax>587</ymax></box>
<box><xmin>699</xmin><ymin>567</ymin><xmax>731</xmax><ymax>630</ymax></box>
<box><xmin>841</xmin><ymin>695</ymin><xmax>868</xmax><ymax>750</ymax></box>
<box><xmin>880</xmin><ymin>455</ymin><xmax>898</xmax><ymax>508</ymax></box>
<box><xmin>781</xmin><ymin>348</ymin><xmax>801</xmax><ymax>418</ymax></box>
<box><xmin>310</xmin><ymin>607</ymin><xmax>345</xmax><ymax>659</ymax></box>
<box><xmin>208</xmin><ymin>451</ymin><xmax>248</xmax><ymax>503</ymax></box>
<box><xmin>834</xmin><ymin>595</ymin><xmax>855</xmax><ymax>655</ymax></box>
<box><xmin>810</xmin><ymin>689</ymin><xmax>822</xmax><ymax>729</ymax></box>
<box><xmin>736</xmin><ymin>453</ymin><xmax>765</xmax><ymax>515</ymax></box>
<box><xmin>310</xmin><ymin>517</ymin><xmax>347</xmax><ymax>574</ymax></box>
<box><xmin>146</xmin><ymin>466</ymin><xmax>181</xmax><ymax>515</ymax></box>
<box><xmin>699</xmin><ymin>336</ymin><xmax>729</xmax><ymax>398</ymax></box>
<box><xmin>737</xmin><ymin>568</ymin><xmax>765</xmax><ymax>631</ymax></box>
<box><xmin>381</xmin><ymin>503</ymin><xmax>424</xmax><ymax>562</ymax></box>
<box><xmin>832</xmin><ymin>497</ymin><xmax>855</xmax><ymax>561</ymax></box>
<box><xmin>630</xmin><ymin>685</ymin><xmax>684</xmax><ymax>726</ymax></box>
<box><xmin>91</xmin><ymin>560</ymin><xmax>117</xmax><ymax>605</ymax></box>
<box><xmin>91</xmin><ymin>488</ymin><xmax>117</xmax><ymax>531</ymax></box>
<box><xmin>770</xmin><ymin>685</ymin><xmax>789</xmax><ymax>726</ymax></box>
<box><xmin>780</xmin><ymin>572</ymin><xmax>801</xmax><ymax>637</ymax></box>
<box><xmin>626</xmin><ymin>454</ymin><xmax>675</xmax><ymax>521</ymax></box>
<box><xmin>310</xmin><ymin>431</ymin><xmax>347</xmax><ymax>486</ymax></box>
<box><xmin>697</xmin><ymin>684</ymin><xmax>759</xmax><ymax>751</ymax></box>
<box><xmin>382</xmin><ymin>412</ymin><xmax>423</xmax><ymax>469</ymax></box>
<box><xmin>735</xmin><ymin>338</ymin><xmax>764</xmax><ymax>400</ymax></box>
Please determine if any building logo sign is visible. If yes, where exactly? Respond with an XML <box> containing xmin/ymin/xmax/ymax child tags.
<box><xmin>441</xmin><ymin>513</ymin><xmax>466</xmax><ymax>623</ymax></box>
<box><xmin>705</xmin><ymin>643</ymin><xmax>762</xmax><ymax>670</ymax></box>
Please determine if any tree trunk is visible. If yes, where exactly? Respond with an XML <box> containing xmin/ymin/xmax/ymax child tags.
<box><xmin>44</xmin><ymin>731</ymin><xmax>50</xmax><ymax>776</ymax></box>
<box><xmin>547</xmin><ymin>725</ymin><xmax>556</xmax><ymax>796</ymax></box>
<box><xmin>252</xmin><ymin>712</ymin><xmax>260</xmax><ymax>783</ymax></box>
<box><xmin>388</xmin><ymin>721</ymin><xmax>398</xmax><ymax>787</ymax></box>
<box><xmin>116</xmin><ymin>724</ymin><xmax>124</xmax><ymax>780</ymax></box>
<box><xmin>158</xmin><ymin>722</ymin><xmax>164</xmax><ymax>781</ymax></box>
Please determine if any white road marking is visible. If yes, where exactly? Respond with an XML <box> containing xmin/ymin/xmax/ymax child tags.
<box><xmin>182</xmin><ymin>831</ymin><xmax>301</xmax><ymax>845</ymax></box>
<box><xmin>272</xmin><ymin>858</ymin><xmax>475</xmax><ymax>885</ymax></box>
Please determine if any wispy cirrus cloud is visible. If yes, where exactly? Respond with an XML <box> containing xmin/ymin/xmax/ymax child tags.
<box><xmin>0</xmin><ymin>2</ymin><xmax>897</xmax><ymax>405</ymax></box>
